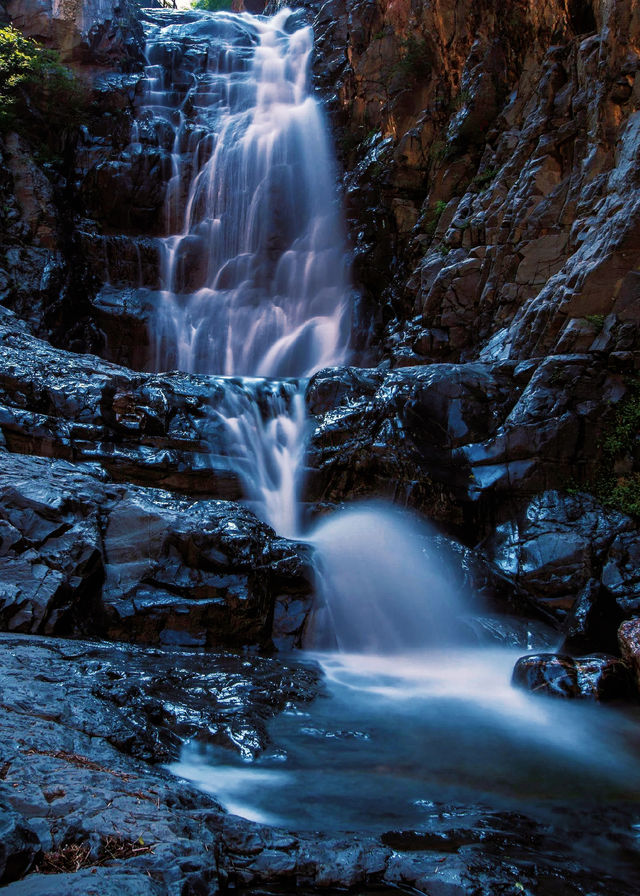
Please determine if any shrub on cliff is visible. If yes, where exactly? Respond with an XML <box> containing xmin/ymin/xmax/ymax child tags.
<box><xmin>0</xmin><ymin>26</ymin><xmax>88</xmax><ymax>146</ymax></box>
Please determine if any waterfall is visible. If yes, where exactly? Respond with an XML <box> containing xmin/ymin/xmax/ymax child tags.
<box><xmin>137</xmin><ymin>6</ymin><xmax>467</xmax><ymax>644</ymax></box>
<box><xmin>305</xmin><ymin>503</ymin><xmax>470</xmax><ymax>652</ymax></box>
<box><xmin>143</xmin><ymin>8</ymin><xmax>350</xmax><ymax>379</ymax></box>
<box><xmin>136</xmin><ymin>7</ymin><xmax>350</xmax><ymax>537</ymax></box>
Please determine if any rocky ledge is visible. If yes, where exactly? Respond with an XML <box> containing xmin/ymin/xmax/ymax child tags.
<box><xmin>0</xmin><ymin>448</ymin><xmax>313</xmax><ymax>650</ymax></box>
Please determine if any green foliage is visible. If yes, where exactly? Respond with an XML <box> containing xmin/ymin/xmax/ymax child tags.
<box><xmin>429</xmin><ymin>139</ymin><xmax>449</xmax><ymax>165</ymax></box>
<box><xmin>192</xmin><ymin>0</ymin><xmax>232</xmax><ymax>10</ymax></box>
<box><xmin>393</xmin><ymin>36</ymin><xmax>434</xmax><ymax>84</ymax></box>
<box><xmin>450</xmin><ymin>88</ymin><xmax>471</xmax><ymax>111</ymax></box>
<box><xmin>585</xmin><ymin>313</ymin><xmax>605</xmax><ymax>332</ymax></box>
<box><xmin>606</xmin><ymin>474</ymin><xmax>640</xmax><ymax>518</ymax></box>
<box><xmin>0</xmin><ymin>26</ymin><xmax>88</xmax><ymax>144</ymax></box>
<box><xmin>424</xmin><ymin>199</ymin><xmax>448</xmax><ymax>238</ymax></box>
<box><xmin>586</xmin><ymin>378</ymin><xmax>640</xmax><ymax>518</ymax></box>
<box><xmin>470</xmin><ymin>167</ymin><xmax>499</xmax><ymax>192</ymax></box>
<box><xmin>601</xmin><ymin>381</ymin><xmax>640</xmax><ymax>460</ymax></box>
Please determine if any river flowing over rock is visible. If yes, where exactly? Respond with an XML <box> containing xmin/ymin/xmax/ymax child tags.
<box><xmin>0</xmin><ymin>0</ymin><xmax>640</xmax><ymax>893</ymax></box>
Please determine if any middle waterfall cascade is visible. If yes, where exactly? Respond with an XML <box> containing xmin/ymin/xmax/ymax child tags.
<box><xmin>136</xmin><ymin>5</ymin><xmax>468</xmax><ymax>639</ymax></box>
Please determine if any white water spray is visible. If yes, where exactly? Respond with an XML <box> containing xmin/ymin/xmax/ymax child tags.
<box><xmin>305</xmin><ymin>504</ymin><xmax>470</xmax><ymax>652</ymax></box>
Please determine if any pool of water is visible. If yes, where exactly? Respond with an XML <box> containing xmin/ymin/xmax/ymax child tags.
<box><xmin>170</xmin><ymin>648</ymin><xmax>640</xmax><ymax>832</ymax></box>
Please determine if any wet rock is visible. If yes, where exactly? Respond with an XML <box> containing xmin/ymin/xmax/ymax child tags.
<box><xmin>0</xmin><ymin>801</ymin><xmax>40</xmax><ymax>886</ymax></box>
<box><xmin>482</xmin><ymin>491</ymin><xmax>637</xmax><ymax>618</ymax></box>
<box><xmin>0</xmin><ymin>452</ymin><xmax>313</xmax><ymax>648</ymax></box>
<box><xmin>601</xmin><ymin>531</ymin><xmax>640</xmax><ymax>616</ymax></box>
<box><xmin>0</xmin><ymin>869</ymin><xmax>165</xmax><ymax>896</ymax></box>
<box><xmin>511</xmin><ymin>653</ymin><xmax>633</xmax><ymax>701</ymax></box>
<box><xmin>618</xmin><ymin>617</ymin><xmax>640</xmax><ymax>692</ymax></box>
<box><xmin>0</xmin><ymin>633</ymin><xmax>320</xmax><ymax>764</ymax></box>
<box><xmin>305</xmin><ymin>356</ymin><xmax>633</xmax><ymax>540</ymax></box>
<box><xmin>304</xmin><ymin>360</ymin><xmax>520</xmax><ymax>526</ymax></box>
<box><xmin>0</xmin><ymin>308</ymin><xmax>241</xmax><ymax>497</ymax></box>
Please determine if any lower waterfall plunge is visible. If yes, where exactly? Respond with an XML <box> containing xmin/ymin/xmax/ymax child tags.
<box><xmin>136</xmin><ymin>7</ymin><xmax>640</xmax><ymax>841</ymax></box>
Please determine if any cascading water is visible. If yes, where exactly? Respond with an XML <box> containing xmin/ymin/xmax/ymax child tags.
<box><xmin>149</xmin><ymin>10</ymin><xmax>350</xmax><ymax>379</ymax></box>
<box><xmin>138</xmin><ymin>7</ymin><xmax>349</xmax><ymax>533</ymax></box>
<box><xmin>138</xmin><ymin>9</ymin><xmax>640</xmax><ymax>864</ymax></box>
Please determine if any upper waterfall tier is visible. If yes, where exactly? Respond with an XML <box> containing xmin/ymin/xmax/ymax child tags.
<box><xmin>136</xmin><ymin>8</ymin><xmax>351</xmax><ymax>378</ymax></box>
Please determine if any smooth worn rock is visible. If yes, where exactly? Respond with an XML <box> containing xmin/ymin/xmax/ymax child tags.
<box><xmin>511</xmin><ymin>652</ymin><xmax>633</xmax><ymax>701</ymax></box>
<box><xmin>0</xmin><ymin>633</ymin><xmax>321</xmax><ymax>765</ymax></box>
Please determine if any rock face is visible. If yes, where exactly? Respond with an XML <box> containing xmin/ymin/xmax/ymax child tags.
<box><xmin>6</xmin><ymin>0</ymin><xmax>144</xmax><ymax>65</ymax></box>
<box><xmin>304</xmin><ymin>358</ymin><xmax>633</xmax><ymax>533</ymax></box>
<box><xmin>0</xmin><ymin>450</ymin><xmax>313</xmax><ymax>648</ymax></box>
<box><xmin>304</xmin><ymin>0</ymin><xmax>640</xmax><ymax>365</ymax></box>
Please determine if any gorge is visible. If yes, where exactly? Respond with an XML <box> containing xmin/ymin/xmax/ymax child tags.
<box><xmin>0</xmin><ymin>0</ymin><xmax>640</xmax><ymax>894</ymax></box>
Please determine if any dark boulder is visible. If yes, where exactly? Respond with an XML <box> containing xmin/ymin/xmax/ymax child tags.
<box><xmin>482</xmin><ymin>490</ymin><xmax>637</xmax><ymax>619</ymax></box>
<box><xmin>512</xmin><ymin>653</ymin><xmax>633</xmax><ymax>701</ymax></box>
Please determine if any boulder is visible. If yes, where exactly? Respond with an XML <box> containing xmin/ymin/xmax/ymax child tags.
<box><xmin>0</xmin><ymin>451</ymin><xmax>314</xmax><ymax>649</ymax></box>
<box><xmin>512</xmin><ymin>653</ymin><xmax>633</xmax><ymax>701</ymax></box>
